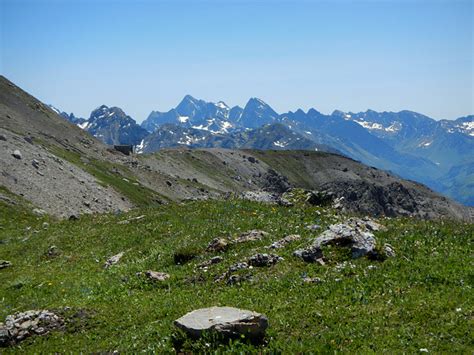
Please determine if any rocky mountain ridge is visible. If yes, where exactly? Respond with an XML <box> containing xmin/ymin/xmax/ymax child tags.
<box><xmin>52</xmin><ymin>94</ymin><xmax>473</xmax><ymax>205</ymax></box>
<box><xmin>1</xmin><ymin>75</ymin><xmax>472</xmax><ymax>215</ymax></box>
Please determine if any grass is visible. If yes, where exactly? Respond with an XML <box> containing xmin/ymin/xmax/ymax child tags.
<box><xmin>0</xmin><ymin>197</ymin><xmax>472</xmax><ymax>353</ymax></box>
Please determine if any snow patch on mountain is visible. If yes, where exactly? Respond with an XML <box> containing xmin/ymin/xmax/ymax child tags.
<box><xmin>273</xmin><ymin>140</ymin><xmax>288</xmax><ymax>148</ymax></box>
<box><xmin>135</xmin><ymin>139</ymin><xmax>147</xmax><ymax>154</ymax></box>
<box><xmin>78</xmin><ymin>121</ymin><xmax>90</xmax><ymax>129</ymax></box>
<box><xmin>418</xmin><ymin>141</ymin><xmax>433</xmax><ymax>147</ymax></box>
<box><xmin>353</xmin><ymin>120</ymin><xmax>401</xmax><ymax>133</ymax></box>
<box><xmin>457</xmin><ymin>121</ymin><xmax>474</xmax><ymax>136</ymax></box>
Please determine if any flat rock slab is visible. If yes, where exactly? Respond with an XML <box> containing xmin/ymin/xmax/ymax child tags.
<box><xmin>174</xmin><ymin>306</ymin><xmax>268</xmax><ymax>341</ymax></box>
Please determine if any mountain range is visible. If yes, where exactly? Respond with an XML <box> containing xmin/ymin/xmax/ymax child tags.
<box><xmin>51</xmin><ymin>95</ymin><xmax>473</xmax><ymax>206</ymax></box>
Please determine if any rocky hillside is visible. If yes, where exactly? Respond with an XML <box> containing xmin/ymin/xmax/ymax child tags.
<box><xmin>0</xmin><ymin>76</ymin><xmax>472</xmax><ymax>221</ymax></box>
<box><xmin>137</xmin><ymin>149</ymin><xmax>472</xmax><ymax>221</ymax></box>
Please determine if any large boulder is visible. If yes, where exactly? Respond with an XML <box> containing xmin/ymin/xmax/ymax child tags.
<box><xmin>294</xmin><ymin>218</ymin><xmax>391</xmax><ymax>261</ymax></box>
<box><xmin>174</xmin><ymin>306</ymin><xmax>268</xmax><ymax>341</ymax></box>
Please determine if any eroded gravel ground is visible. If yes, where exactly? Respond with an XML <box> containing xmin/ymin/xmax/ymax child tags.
<box><xmin>0</xmin><ymin>128</ymin><xmax>132</xmax><ymax>218</ymax></box>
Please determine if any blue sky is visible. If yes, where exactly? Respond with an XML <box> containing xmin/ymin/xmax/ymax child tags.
<box><xmin>1</xmin><ymin>0</ymin><xmax>472</xmax><ymax>122</ymax></box>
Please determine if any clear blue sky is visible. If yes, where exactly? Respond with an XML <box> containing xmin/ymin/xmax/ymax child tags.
<box><xmin>1</xmin><ymin>0</ymin><xmax>472</xmax><ymax>122</ymax></box>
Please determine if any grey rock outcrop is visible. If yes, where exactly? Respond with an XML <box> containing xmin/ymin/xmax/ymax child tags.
<box><xmin>198</xmin><ymin>256</ymin><xmax>223</xmax><ymax>269</ymax></box>
<box><xmin>174</xmin><ymin>306</ymin><xmax>268</xmax><ymax>341</ymax></box>
<box><xmin>294</xmin><ymin>218</ymin><xmax>392</xmax><ymax>261</ymax></box>
<box><xmin>0</xmin><ymin>310</ymin><xmax>63</xmax><ymax>347</ymax></box>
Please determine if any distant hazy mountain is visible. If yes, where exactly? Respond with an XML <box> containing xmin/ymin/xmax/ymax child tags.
<box><xmin>54</xmin><ymin>96</ymin><xmax>473</xmax><ymax>205</ymax></box>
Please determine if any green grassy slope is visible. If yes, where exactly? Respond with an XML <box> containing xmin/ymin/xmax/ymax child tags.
<box><xmin>44</xmin><ymin>143</ymin><xmax>166</xmax><ymax>206</ymax></box>
<box><xmin>0</xmin><ymin>197</ymin><xmax>472</xmax><ymax>353</ymax></box>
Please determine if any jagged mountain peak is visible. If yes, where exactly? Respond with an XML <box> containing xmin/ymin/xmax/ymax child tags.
<box><xmin>307</xmin><ymin>108</ymin><xmax>322</xmax><ymax>116</ymax></box>
<box><xmin>215</xmin><ymin>101</ymin><xmax>229</xmax><ymax>110</ymax></box>
<box><xmin>90</xmin><ymin>105</ymin><xmax>128</xmax><ymax>120</ymax></box>
<box><xmin>245</xmin><ymin>97</ymin><xmax>271</xmax><ymax>108</ymax></box>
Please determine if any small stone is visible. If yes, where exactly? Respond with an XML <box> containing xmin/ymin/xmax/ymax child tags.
<box><xmin>293</xmin><ymin>246</ymin><xmax>324</xmax><ymax>263</ymax></box>
<box><xmin>0</xmin><ymin>260</ymin><xmax>12</xmax><ymax>269</ymax></box>
<box><xmin>206</xmin><ymin>238</ymin><xmax>229</xmax><ymax>252</ymax></box>
<box><xmin>34</xmin><ymin>327</ymin><xmax>45</xmax><ymax>335</ymax></box>
<box><xmin>145</xmin><ymin>270</ymin><xmax>170</xmax><ymax>282</ymax></box>
<box><xmin>0</xmin><ymin>134</ymin><xmax>7</xmax><ymax>141</ymax></box>
<box><xmin>302</xmin><ymin>276</ymin><xmax>323</xmax><ymax>283</ymax></box>
<box><xmin>248</xmin><ymin>253</ymin><xmax>282</xmax><ymax>267</ymax></box>
<box><xmin>24</xmin><ymin>136</ymin><xmax>34</xmax><ymax>144</ymax></box>
<box><xmin>198</xmin><ymin>256</ymin><xmax>223</xmax><ymax>268</ymax></box>
<box><xmin>268</xmin><ymin>234</ymin><xmax>301</xmax><ymax>249</ymax></box>
<box><xmin>306</xmin><ymin>224</ymin><xmax>321</xmax><ymax>231</ymax></box>
<box><xmin>12</xmin><ymin>150</ymin><xmax>22</xmax><ymax>159</ymax></box>
<box><xmin>19</xmin><ymin>321</ymin><xmax>33</xmax><ymax>330</ymax></box>
<box><xmin>278</xmin><ymin>198</ymin><xmax>293</xmax><ymax>207</ymax></box>
<box><xmin>228</xmin><ymin>262</ymin><xmax>249</xmax><ymax>272</ymax></box>
<box><xmin>42</xmin><ymin>222</ymin><xmax>49</xmax><ymax>229</ymax></box>
<box><xmin>69</xmin><ymin>214</ymin><xmax>79</xmax><ymax>221</ymax></box>
<box><xmin>235</xmin><ymin>230</ymin><xmax>269</xmax><ymax>243</ymax></box>
<box><xmin>226</xmin><ymin>274</ymin><xmax>252</xmax><ymax>285</ymax></box>
<box><xmin>104</xmin><ymin>252</ymin><xmax>124</xmax><ymax>269</ymax></box>
<box><xmin>46</xmin><ymin>245</ymin><xmax>60</xmax><ymax>258</ymax></box>
<box><xmin>32</xmin><ymin>208</ymin><xmax>47</xmax><ymax>216</ymax></box>
<box><xmin>383</xmin><ymin>243</ymin><xmax>396</xmax><ymax>257</ymax></box>
<box><xmin>31</xmin><ymin>159</ymin><xmax>40</xmax><ymax>169</ymax></box>
<box><xmin>0</xmin><ymin>326</ymin><xmax>10</xmax><ymax>346</ymax></box>
<box><xmin>315</xmin><ymin>258</ymin><xmax>326</xmax><ymax>266</ymax></box>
